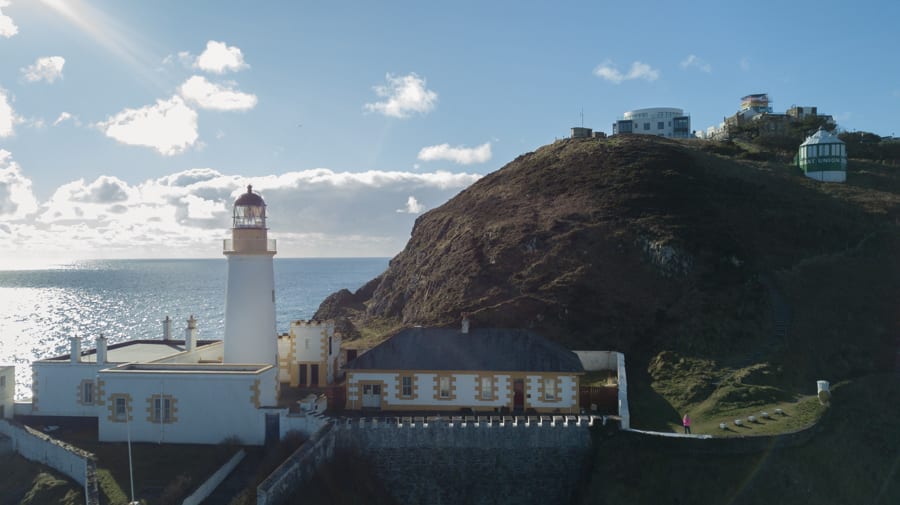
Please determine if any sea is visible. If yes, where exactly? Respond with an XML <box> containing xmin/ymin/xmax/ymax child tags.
<box><xmin>0</xmin><ymin>258</ymin><xmax>389</xmax><ymax>400</ymax></box>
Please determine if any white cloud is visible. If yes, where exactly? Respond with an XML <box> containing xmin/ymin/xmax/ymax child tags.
<box><xmin>593</xmin><ymin>60</ymin><xmax>659</xmax><ymax>84</ymax></box>
<box><xmin>417</xmin><ymin>142</ymin><xmax>492</xmax><ymax>165</ymax></box>
<box><xmin>0</xmin><ymin>88</ymin><xmax>20</xmax><ymax>137</ymax></box>
<box><xmin>178</xmin><ymin>76</ymin><xmax>258</xmax><ymax>111</ymax></box>
<box><xmin>0</xmin><ymin>0</ymin><xmax>17</xmax><ymax>38</ymax></box>
<box><xmin>364</xmin><ymin>73</ymin><xmax>438</xmax><ymax>118</ymax></box>
<box><xmin>396</xmin><ymin>195</ymin><xmax>425</xmax><ymax>214</ymax></box>
<box><xmin>21</xmin><ymin>56</ymin><xmax>66</xmax><ymax>83</ymax></box>
<box><xmin>53</xmin><ymin>112</ymin><xmax>74</xmax><ymax>126</ymax></box>
<box><xmin>680</xmin><ymin>54</ymin><xmax>711</xmax><ymax>73</ymax></box>
<box><xmin>195</xmin><ymin>41</ymin><xmax>248</xmax><ymax>74</ymax></box>
<box><xmin>98</xmin><ymin>96</ymin><xmax>199</xmax><ymax>155</ymax></box>
<box><xmin>0</xmin><ymin>161</ymin><xmax>483</xmax><ymax>262</ymax></box>
<box><xmin>0</xmin><ymin>150</ymin><xmax>39</xmax><ymax>219</ymax></box>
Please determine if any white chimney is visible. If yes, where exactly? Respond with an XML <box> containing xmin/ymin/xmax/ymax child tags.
<box><xmin>69</xmin><ymin>337</ymin><xmax>81</xmax><ymax>364</ymax></box>
<box><xmin>163</xmin><ymin>315</ymin><xmax>172</xmax><ymax>341</ymax></box>
<box><xmin>461</xmin><ymin>314</ymin><xmax>470</xmax><ymax>334</ymax></box>
<box><xmin>185</xmin><ymin>315</ymin><xmax>197</xmax><ymax>352</ymax></box>
<box><xmin>96</xmin><ymin>334</ymin><xmax>108</xmax><ymax>364</ymax></box>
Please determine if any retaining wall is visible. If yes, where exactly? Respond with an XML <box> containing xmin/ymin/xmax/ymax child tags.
<box><xmin>257</xmin><ymin>422</ymin><xmax>336</xmax><ymax>505</ymax></box>
<box><xmin>0</xmin><ymin>419</ymin><xmax>99</xmax><ymax>504</ymax></box>
<box><xmin>181</xmin><ymin>449</ymin><xmax>245</xmax><ymax>505</ymax></box>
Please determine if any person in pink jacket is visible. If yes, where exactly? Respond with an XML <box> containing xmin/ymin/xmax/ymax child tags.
<box><xmin>682</xmin><ymin>414</ymin><xmax>692</xmax><ymax>434</ymax></box>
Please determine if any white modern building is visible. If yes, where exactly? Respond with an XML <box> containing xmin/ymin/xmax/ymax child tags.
<box><xmin>797</xmin><ymin>127</ymin><xmax>847</xmax><ymax>183</ymax></box>
<box><xmin>22</xmin><ymin>186</ymin><xmax>331</xmax><ymax>445</ymax></box>
<box><xmin>613</xmin><ymin>107</ymin><xmax>691</xmax><ymax>138</ymax></box>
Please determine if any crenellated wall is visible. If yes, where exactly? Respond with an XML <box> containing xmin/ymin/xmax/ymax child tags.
<box><xmin>259</xmin><ymin>416</ymin><xmax>600</xmax><ymax>505</ymax></box>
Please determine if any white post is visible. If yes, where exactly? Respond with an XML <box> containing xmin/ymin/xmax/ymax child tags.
<box><xmin>185</xmin><ymin>315</ymin><xmax>197</xmax><ymax>352</ymax></box>
<box><xmin>70</xmin><ymin>337</ymin><xmax>81</xmax><ymax>364</ymax></box>
<box><xmin>163</xmin><ymin>316</ymin><xmax>172</xmax><ymax>341</ymax></box>
<box><xmin>96</xmin><ymin>334</ymin><xmax>108</xmax><ymax>364</ymax></box>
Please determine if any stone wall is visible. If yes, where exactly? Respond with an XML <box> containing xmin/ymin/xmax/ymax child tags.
<box><xmin>334</xmin><ymin>416</ymin><xmax>596</xmax><ymax>505</ymax></box>
<box><xmin>257</xmin><ymin>422</ymin><xmax>336</xmax><ymax>505</ymax></box>
<box><xmin>0</xmin><ymin>418</ymin><xmax>99</xmax><ymax>504</ymax></box>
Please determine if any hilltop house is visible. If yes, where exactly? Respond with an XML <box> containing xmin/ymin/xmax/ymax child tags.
<box><xmin>797</xmin><ymin>127</ymin><xmax>847</xmax><ymax>182</ymax></box>
<box><xmin>345</xmin><ymin>322</ymin><xmax>584</xmax><ymax>414</ymax></box>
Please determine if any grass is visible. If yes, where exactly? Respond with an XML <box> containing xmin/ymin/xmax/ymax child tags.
<box><xmin>0</xmin><ymin>453</ymin><xmax>83</xmax><ymax>505</ymax></box>
<box><xmin>580</xmin><ymin>374</ymin><xmax>900</xmax><ymax>505</ymax></box>
<box><xmin>37</xmin><ymin>419</ymin><xmax>238</xmax><ymax>505</ymax></box>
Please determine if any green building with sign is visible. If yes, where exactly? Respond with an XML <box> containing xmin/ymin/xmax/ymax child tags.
<box><xmin>797</xmin><ymin>127</ymin><xmax>847</xmax><ymax>182</ymax></box>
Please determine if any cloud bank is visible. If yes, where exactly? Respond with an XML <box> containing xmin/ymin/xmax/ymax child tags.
<box><xmin>0</xmin><ymin>151</ymin><xmax>482</xmax><ymax>262</ymax></box>
<box><xmin>98</xmin><ymin>96</ymin><xmax>199</xmax><ymax>155</ymax></box>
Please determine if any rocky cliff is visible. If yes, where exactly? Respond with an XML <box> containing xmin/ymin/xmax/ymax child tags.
<box><xmin>316</xmin><ymin>135</ymin><xmax>899</xmax><ymax>382</ymax></box>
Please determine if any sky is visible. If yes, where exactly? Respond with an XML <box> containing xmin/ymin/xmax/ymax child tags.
<box><xmin>0</xmin><ymin>0</ymin><xmax>897</xmax><ymax>265</ymax></box>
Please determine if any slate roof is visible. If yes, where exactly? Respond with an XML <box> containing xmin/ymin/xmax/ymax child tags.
<box><xmin>346</xmin><ymin>327</ymin><xmax>584</xmax><ymax>373</ymax></box>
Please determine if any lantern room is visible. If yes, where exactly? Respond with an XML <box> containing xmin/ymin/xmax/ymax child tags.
<box><xmin>233</xmin><ymin>185</ymin><xmax>267</xmax><ymax>229</ymax></box>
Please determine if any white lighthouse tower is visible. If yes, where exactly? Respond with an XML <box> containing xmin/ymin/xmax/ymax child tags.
<box><xmin>223</xmin><ymin>185</ymin><xmax>277</xmax><ymax>365</ymax></box>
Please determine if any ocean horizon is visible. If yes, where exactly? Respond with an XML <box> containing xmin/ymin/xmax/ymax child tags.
<box><xmin>0</xmin><ymin>257</ymin><xmax>390</xmax><ymax>399</ymax></box>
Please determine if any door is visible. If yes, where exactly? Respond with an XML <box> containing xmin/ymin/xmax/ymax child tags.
<box><xmin>513</xmin><ymin>379</ymin><xmax>525</xmax><ymax>412</ymax></box>
<box><xmin>310</xmin><ymin>364</ymin><xmax>320</xmax><ymax>386</ymax></box>
<box><xmin>265</xmin><ymin>413</ymin><xmax>280</xmax><ymax>445</ymax></box>
<box><xmin>361</xmin><ymin>384</ymin><xmax>381</xmax><ymax>409</ymax></box>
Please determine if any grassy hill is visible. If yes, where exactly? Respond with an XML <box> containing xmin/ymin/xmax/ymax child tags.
<box><xmin>311</xmin><ymin>135</ymin><xmax>900</xmax><ymax>502</ymax></box>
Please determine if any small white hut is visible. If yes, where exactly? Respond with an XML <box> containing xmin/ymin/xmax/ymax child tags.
<box><xmin>797</xmin><ymin>127</ymin><xmax>847</xmax><ymax>182</ymax></box>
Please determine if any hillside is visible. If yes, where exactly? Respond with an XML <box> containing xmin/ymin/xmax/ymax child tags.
<box><xmin>317</xmin><ymin>136</ymin><xmax>899</xmax><ymax>389</ymax></box>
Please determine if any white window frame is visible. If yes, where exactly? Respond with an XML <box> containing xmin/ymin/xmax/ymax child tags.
<box><xmin>151</xmin><ymin>396</ymin><xmax>173</xmax><ymax>424</ymax></box>
<box><xmin>480</xmin><ymin>377</ymin><xmax>493</xmax><ymax>400</ymax></box>
<box><xmin>439</xmin><ymin>376</ymin><xmax>451</xmax><ymax>399</ymax></box>
<box><xmin>543</xmin><ymin>378</ymin><xmax>557</xmax><ymax>401</ymax></box>
<box><xmin>82</xmin><ymin>381</ymin><xmax>94</xmax><ymax>405</ymax></box>
<box><xmin>401</xmin><ymin>376</ymin><xmax>413</xmax><ymax>397</ymax></box>
<box><xmin>114</xmin><ymin>397</ymin><xmax>127</xmax><ymax>421</ymax></box>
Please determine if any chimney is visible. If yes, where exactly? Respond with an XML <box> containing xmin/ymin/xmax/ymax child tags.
<box><xmin>185</xmin><ymin>315</ymin><xmax>197</xmax><ymax>352</ymax></box>
<box><xmin>96</xmin><ymin>334</ymin><xmax>108</xmax><ymax>364</ymax></box>
<box><xmin>461</xmin><ymin>313</ymin><xmax>470</xmax><ymax>334</ymax></box>
<box><xmin>163</xmin><ymin>315</ymin><xmax>172</xmax><ymax>341</ymax></box>
<box><xmin>69</xmin><ymin>337</ymin><xmax>81</xmax><ymax>364</ymax></box>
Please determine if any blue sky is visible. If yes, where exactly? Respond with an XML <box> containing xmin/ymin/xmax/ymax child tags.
<box><xmin>0</xmin><ymin>0</ymin><xmax>897</xmax><ymax>264</ymax></box>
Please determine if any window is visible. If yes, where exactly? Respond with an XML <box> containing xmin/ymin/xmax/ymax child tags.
<box><xmin>643</xmin><ymin>122</ymin><xmax>650</xmax><ymax>131</ymax></box>
<box><xmin>401</xmin><ymin>376</ymin><xmax>413</xmax><ymax>397</ymax></box>
<box><xmin>82</xmin><ymin>381</ymin><xmax>94</xmax><ymax>404</ymax></box>
<box><xmin>115</xmin><ymin>398</ymin><xmax>127</xmax><ymax>420</ymax></box>
<box><xmin>657</xmin><ymin>121</ymin><xmax>665</xmax><ymax>130</ymax></box>
<box><xmin>0</xmin><ymin>375</ymin><xmax>5</xmax><ymax>388</ymax></box>
<box><xmin>328</xmin><ymin>337</ymin><xmax>333</xmax><ymax>355</ymax></box>
<box><xmin>439</xmin><ymin>376</ymin><xmax>451</xmax><ymax>399</ymax></box>
<box><xmin>151</xmin><ymin>395</ymin><xmax>173</xmax><ymax>423</ymax></box>
<box><xmin>304</xmin><ymin>339</ymin><xmax>309</xmax><ymax>350</ymax></box>
<box><xmin>480</xmin><ymin>376</ymin><xmax>493</xmax><ymax>400</ymax></box>
<box><xmin>543</xmin><ymin>378</ymin><xmax>557</xmax><ymax>401</ymax></box>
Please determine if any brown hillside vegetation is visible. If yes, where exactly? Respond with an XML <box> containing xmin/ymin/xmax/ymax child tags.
<box><xmin>317</xmin><ymin>135</ymin><xmax>899</xmax><ymax>388</ymax></box>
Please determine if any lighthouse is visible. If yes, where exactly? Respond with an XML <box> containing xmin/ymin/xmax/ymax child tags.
<box><xmin>223</xmin><ymin>185</ymin><xmax>277</xmax><ymax>365</ymax></box>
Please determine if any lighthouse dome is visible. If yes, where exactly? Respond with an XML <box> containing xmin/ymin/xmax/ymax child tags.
<box><xmin>233</xmin><ymin>185</ymin><xmax>267</xmax><ymax>229</ymax></box>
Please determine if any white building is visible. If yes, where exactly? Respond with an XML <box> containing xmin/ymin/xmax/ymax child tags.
<box><xmin>277</xmin><ymin>320</ymin><xmax>343</xmax><ymax>387</ymax></box>
<box><xmin>797</xmin><ymin>127</ymin><xmax>847</xmax><ymax>183</ymax></box>
<box><xmin>23</xmin><ymin>186</ymin><xmax>329</xmax><ymax>445</ymax></box>
<box><xmin>613</xmin><ymin>107</ymin><xmax>691</xmax><ymax>138</ymax></box>
<box><xmin>345</xmin><ymin>323</ymin><xmax>584</xmax><ymax>414</ymax></box>
<box><xmin>1</xmin><ymin>364</ymin><xmax>13</xmax><ymax>419</ymax></box>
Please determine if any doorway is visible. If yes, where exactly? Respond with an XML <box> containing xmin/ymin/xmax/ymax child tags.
<box><xmin>264</xmin><ymin>413</ymin><xmax>280</xmax><ymax>445</ymax></box>
<box><xmin>513</xmin><ymin>379</ymin><xmax>525</xmax><ymax>412</ymax></box>
<box><xmin>361</xmin><ymin>383</ymin><xmax>381</xmax><ymax>409</ymax></box>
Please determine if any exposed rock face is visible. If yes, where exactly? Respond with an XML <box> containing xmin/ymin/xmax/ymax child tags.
<box><xmin>317</xmin><ymin>136</ymin><xmax>899</xmax><ymax>374</ymax></box>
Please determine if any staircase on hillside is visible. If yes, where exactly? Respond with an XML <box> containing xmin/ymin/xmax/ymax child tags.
<box><xmin>85</xmin><ymin>458</ymin><xmax>100</xmax><ymax>505</ymax></box>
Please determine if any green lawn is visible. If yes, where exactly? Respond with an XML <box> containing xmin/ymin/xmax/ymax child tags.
<box><xmin>0</xmin><ymin>453</ymin><xmax>83</xmax><ymax>505</ymax></box>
